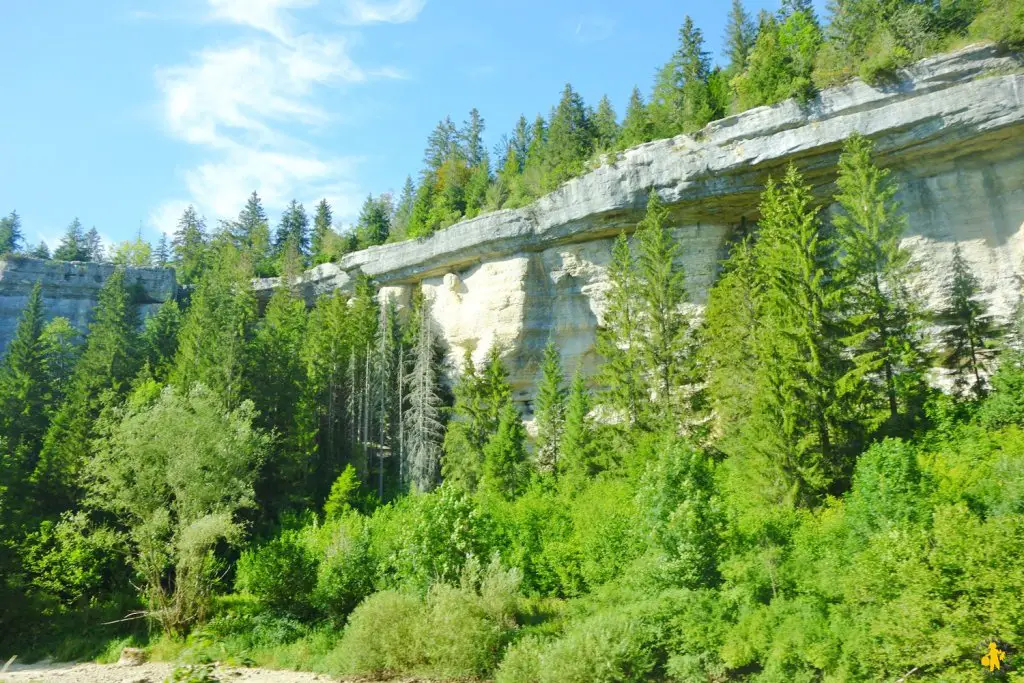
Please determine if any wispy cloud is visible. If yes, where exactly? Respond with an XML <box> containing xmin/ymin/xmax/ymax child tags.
<box><xmin>572</xmin><ymin>13</ymin><xmax>615</xmax><ymax>44</ymax></box>
<box><xmin>150</xmin><ymin>0</ymin><xmax>424</xmax><ymax>234</ymax></box>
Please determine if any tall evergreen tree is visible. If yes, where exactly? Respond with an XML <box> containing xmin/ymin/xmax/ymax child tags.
<box><xmin>172</xmin><ymin>244</ymin><xmax>256</xmax><ymax>409</ymax></box>
<box><xmin>534</xmin><ymin>341</ymin><xmax>567</xmax><ymax>474</ymax></box>
<box><xmin>0</xmin><ymin>283</ymin><xmax>48</xmax><ymax>459</ymax></box>
<box><xmin>749</xmin><ymin>165</ymin><xmax>853</xmax><ymax>503</ymax></box>
<box><xmin>724</xmin><ymin>0</ymin><xmax>756</xmax><ymax>72</ymax></box>
<box><xmin>153</xmin><ymin>234</ymin><xmax>170</xmax><ymax>267</ymax></box>
<box><xmin>511</xmin><ymin>115</ymin><xmax>532</xmax><ymax>169</ymax></box>
<box><xmin>53</xmin><ymin>218</ymin><xmax>88</xmax><ymax>262</ymax></box>
<box><xmin>938</xmin><ymin>244</ymin><xmax>1001</xmax><ymax>398</ymax></box>
<box><xmin>84</xmin><ymin>228</ymin><xmax>103</xmax><ymax>262</ymax></box>
<box><xmin>558</xmin><ymin>369</ymin><xmax>598</xmax><ymax>488</ymax></box>
<box><xmin>139</xmin><ymin>299</ymin><xmax>181</xmax><ymax>384</ymax></box>
<box><xmin>232</xmin><ymin>191</ymin><xmax>273</xmax><ymax>275</ymax></box>
<box><xmin>275</xmin><ymin>199</ymin><xmax>310</xmax><ymax>260</ymax></box>
<box><xmin>481</xmin><ymin>401</ymin><xmax>529</xmax><ymax>500</ymax></box>
<box><xmin>544</xmin><ymin>84</ymin><xmax>595</xmax><ymax>189</ymax></box>
<box><xmin>833</xmin><ymin>134</ymin><xmax>927</xmax><ymax>424</ymax></box>
<box><xmin>34</xmin><ymin>269</ymin><xmax>140</xmax><ymax>514</ymax></box>
<box><xmin>592</xmin><ymin>95</ymin><xmax>619</xmax><ymax>151</ymax></box>
<box><xmin>391</xmin><ymin>178</ymin><xmax>416</xmax><ymax>241</ymax></box>
<box><xmin>355</xmin><ymin>195</ymin><xmax>392</xmax><ymax>248</ymax></box>
<box><xmin>634</xmin><ymin>190</ymin><xmax>696</xmax><ymax>422</ymax></box>
<box><xmin>596</xmin><ymin>234</ymin><xmax>644</xmax><ymax>426</ymax></box>
<box><xmin>619</xmin><ymin>87</ymin><xmax>654</xmax><ymax>149</ymax></box>
<box><xmin>172</xmin><ymin>205</ymin><xmax>208</xmax><ymax>286</ymax></box>
<box><xmin>39</xmin><ymin>317</ymin><xmax>81</xmax><ymax>408</ymax></box>
<box><xmin>310</xmin><ymin>198</ymin><xmax>334</xmax><ymax>265</ymax></box>
<box><xmin>461</xmin><ymin>108</ymin><xmax>487</xmax><ymax>168</ymax></box>
<box><xmin>650</xmin><ymin>16</ymin><xmax>717</xmax><ymax>136</ymax></box>
<box><xmin>405</xmin><ymin>299</ymin><xmax>444</xmax><ymax>492</ymax></box>
<box><xmin>29</xmin><ymin>241</ymin><xmax>50</xmax><ymax>259</ymax></box>
<box><xmin>0</xmin><ymin>211</ymin><xmax>23</xmax><ymax>255</ymax></box>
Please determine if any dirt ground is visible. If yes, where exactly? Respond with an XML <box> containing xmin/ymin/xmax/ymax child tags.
<box><xmin>0</xmin><ymin>660</ymin><xmax>442</xmax><ymax>683</ymax></box>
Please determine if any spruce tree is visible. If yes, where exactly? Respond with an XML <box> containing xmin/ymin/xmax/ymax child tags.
<box><xmin>544</xmin><ymin>84</ymin><xmax>595</xmax><ymax>189</ymax></box>
<box><xmin>461</xmin><ymin>108</ymin><xmax>487</xmax><ymax>168</ymax></box>
<box><xmin>596</xmin><ymin>233</ymin><xmax>643</xmax><ymax>426</ymax></box>
<box><xmin>153</xmin><ymin>234</ymin><xmax>170</xmax><ymax>267</ymax></box>
<box><xmin>39</xmin><ymin>317</ymin><xmax>81</xmax><ymax>408</ymax></box>
<box><xmin>650</xmin><ymin>16</ymin><xmax>717</xmax><ymax>137</ymax></box>
<box><xmin>592</xmin><ymin>95</ymin><xmax>619</xmax><ymax>151</ymax></box>
<box><xmin>481</xmin><ymin>401</ymin><xmax>529</xmax><ymax>500</ymax></box>
<box><xmin>938</xmin><ymin>244</ymin><xmax>1000</xmax><ymax>398</ymax></box>
<box><xmin>405</xmin><ymin>299</ymin><xmax>444</xmax><ymax>492</ymax></box>
<box><xmin>232</xmin><ymin>191</ymin><xmax>273</xmax><ymax>275</ymax></box>
<box><xmin>558</xmin><ymin>369</ymin><xmax>597</xmax><ymax>488</ymax></box>
<box><xmin>172</xmin><ymin>205</ymin><xmax>208</xmax><ymax>286</ymax></box>
<box><xmin>30</xmin><ymin>241</ymin><xmax>50</xmax><ymax>259</ymax></box>
<box><xmin>833</xmin><ymin>134</ymin><xmax>927</xmax><ymax>424</ymax></box>
<box><xmin>275</xmin><ymin>199</ymin><xmax>310</xmax><ymax>262</ymax></box>
<box><xmin>634</xmin><ymin>190</ymin><xmax>695</xmax><ymax>422</ymax></box>
<box><xmin>355</xmin><ymin>195</ymin><xmax>392</xmax><ymax>247</ymax></box>
<box><xmin>0</xmin><ymin>282</ymin><xmax>48</xmax><ymax>458</ymax></box>
<box><xmin>724</xmin><ymin>0</ymin><xmax>756</xmax><ymax>72</ymax></box>
<box><xmin>751</xmin><ymin>165</ymin><xmax>853</xmax><ymax>503</ymax></box>
<box><xmin>442</xmin><ymin>350</ymin><xmax>487</xmax><ymax>491</ymax></box>
<box><xmin>34</xmin><ymin>269</ymin><xmax>140</xmax><ymax>514</ymax></box>
<box><xmin>534</xmin><ymin>340</ymin><xmax>567</xmax><ymax>474</ymax></box>
<box><xmin>139</xmin><ymin>299</ymin><xmax>181</xmax><ymax>384</ymax></box>
<box><xmin>619</xmin><ymin>87</ymin><xmax>653</xmax><ymax>149</ymax></box>
<box><xmin>310</xmin><ymin>198</ymin><xmax>334</xmax><ymax>265</ymax></box>
<box><xmin>391</xmin><ymin>178</ymin><xmax>416</xmax><ymax>241</ymax></box>
<box><xmin>0</xmin><ymin>211</ymin><xmax>23</xmax><ymax>255</ymax></box>
<box><xmin>172</xmin><ymin>244</ymin><xmax>256</xmax><ymax>409</ymax></box>
<box><xmin>84</xmin><ymin>228</ymin><xmax>103</xmax><ymax>262</ymax></box>
<box><xmin>53</xmin><ymin>218</ymin><xmax>88</xmax><ymax>262</ymax></box>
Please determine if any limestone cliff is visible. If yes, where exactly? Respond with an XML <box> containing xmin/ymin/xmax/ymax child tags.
<box><xmin>255</xmin><ymin>44</ymin><xmax>1024</xmax><ymax>409</ymax></box>
<box><xmin>0</xmin><ymin>257</ymin><xmax>176</xmax><ymax>349</ymax></box>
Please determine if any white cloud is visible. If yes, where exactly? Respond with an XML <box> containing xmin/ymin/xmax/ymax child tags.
<box><xmin>337</xmin><ymin>0</ymin><xmax>426</xmax><ymax>25</ymax></box>
<box><xmin>152</xmin><ymin>0</ymin><xmax>417</xmax><ymax>230</ymax></box>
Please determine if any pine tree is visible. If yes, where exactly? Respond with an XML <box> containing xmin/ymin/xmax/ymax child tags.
<box><xmin>724</xmin><ymin>0</ymin><xmax>756</xmax><ymax>73</ymax></box>
<box><xmin>39</xmin><ymin>317</ymin><xmax>81</xmax><ymax>408</ymax></box>
<box><xmin>634</xmin><ymin>190</ymin><xmax>695</xmax><ymax>422</ymax></box>
<box><xmin>405</xmin><ymin>299</ymin><xmax>444</xmax><ymax>492</ymax></box>
<box><xmin>750</xmin><ymin>165</ymin><xmax>852</xmax><ymax>502</ymax></box>
<box><xmin>481</xmin><ymin>401</ymin><xmax>529</xmax><ymax>500</ymax></box>
<box><xmin>232</xmin><ymin>191</ymin><xmax>274</xmax><ymax>275</ymax></box>
<box><xmin>310</xmin><ymin>199</ymin><xmax>334</xmax><ymax>265</ymax></box>
<box><xmin>534</xmin><ymin>340</ymin><xmax>567</xmax><ymax>474</ymax></box>
<box><xmin>30</xmin><ymin>241</ymin><xmax>50</xmax><ymax>259</ymax></box>
<box><xmin>592</xmin><ymin>95</ymin><xmax>619</xmax><ymax>151</ymax></box>
<box><xmin>53</xmin><ymin>218</ymin><xmax>88</xmax><ymax>262</ymax></box>
<box><xmin>275</xmin><ymin>199</ymin><xmax>310</xmax><ymax>262</ymax></box>
<box><xmin>650</xmin><ymin>16</ymin><xmax>717</xmax><ymax>137</ymax></box>
<box><xmin>511</xmin><ymin>115</ymin><xmax>532</xmax><ymax>168</ymax></box>
<box><xmin>0</xmin><ymin>211</ymin><xmax>23</xmax><ymax>255</ymax></box>
<box><xmin>84</xmin><ymin>228</ymin><xmax>103</xmax><ymax>262</ymax></box>
<box><xmin>461</xmin><ymin>108</ymin><xmax>487</xmax><ymax>168</ymax></box>
<box><xmin>619</xmin><ymin>87</ymin><xmax>653</xmax><ymax>149</ymax></box>
<box><xmin>34</xmin><ymin>269</ymin><xmax>140</xmax><ymax>514</ymax></box>
<box><xmin>172</xmin><ymin>206</ymin><xmax>208</xmax><ymax>286</ymax></box>
<box><xmin>424</xmin><ymin>117</ymin><xmax>461</xmax><ymax>173</ymax></box>
<box><xmin>391</xmin><ymin>178</ymin><xmax>416</xmax><ymax>241</ymax></box>
<box><xmin>596</xmin><ymin>233</ymin><xmax>643</xmax><ymax>426</ymax></box>
<box><xmin>833</xmin><ymin>134</ymin><xmax>927</xmax><ymax>425</ymax></box>
<box><xmin>442</xmin><ymin>350</ymin><xmax>486</xmax><ymax>491</ymax></box>
<box><xmin>938</xmin><ymin>244</ymin><xmax>1001</xmax><ymax>398</ymax></box>
<box><xmin>544</xmin><ymin>84</ymin><xmax>595</xmax><ymax>189</ymax></box>
<box><xmin>558</xmin><ymin>369</ymin><xmax>597</xmax><ymax>488</ymax></box>
<box><xmin>355</xmin><ymin>195</ymin><xmax>392</xmax><ymax>247</ymax></box>
<box><xmin>172</xmin><ymin>244</ymin><xmax>256</xmax><ymax>409</ymax></box>
<box><xmin>0</xmin><ymin>282</ymin><xmax>48</xmax><ymax>458</ymax></box>
<box><xmin>153</xmin><ymin>234</ymin><xmax>170</xmax><ymax>267</ymax></box>
<box><xmin>140</xmin><ymin>299</ymin><xmax>181</xmax><ymax>384</ymax></box>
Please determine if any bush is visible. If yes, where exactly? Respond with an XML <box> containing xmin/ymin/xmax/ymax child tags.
<box><xmin>308</xmin><ymin>515</ymin><xmax>375</xmax><ymax>623</ymax></box>
<box><xmin>969</xmin><ymin>0</ymin><xmax>1024</xmax><ymax>48</ymax></box>
<box><xmin>328</xmin><ymin>590</ymin><xmax>427</xmax><ymax>675</ymax></box>
<box><xmin>235</xmin><ymin>530</ymin><xmax>317</xmax><ymax>618</ymax></box>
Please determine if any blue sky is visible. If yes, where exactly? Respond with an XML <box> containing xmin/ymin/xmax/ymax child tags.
<box><xmin>0</xmin><ymin>0</ymin><xmax>826</xmax><ymax>250</ymax></box>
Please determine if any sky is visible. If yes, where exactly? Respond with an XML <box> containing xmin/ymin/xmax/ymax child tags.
<box><xmin>0</xmin><ymin>0</ymin><xmax>827</xmax><ymax>251</ymax></box>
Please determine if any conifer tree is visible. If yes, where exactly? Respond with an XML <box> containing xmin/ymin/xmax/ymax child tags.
<box><xmin>172</xmin><ymin>244</ymin><xmax>256</xmax><ymax>410</ymax></box>
<box><xmin>558</xmin><ymin>369</ymin><xmax>597</xmax><ymax>488</ymax></box>
<box><xmin>172</xmin><ymin>205</ymin><xmax>208</xmax><ymax>286</ymax></box>
<box><xmin>405</xmin><ymin>299</ymin><xmax>444</xmax><ymax>491</ymax></box>
<box><xmin>634</xmin><ymin>190</ymin><xmax>696</xmax><ymax>422</ymax></box>
<box><xmin>534</xmin><ymin>341</ymin><xmax>567</xmax><ymax>474</ymax></box>
<box><xmin>442</xmin><ymin>350</ymin><xmax>487</xmax><ymax>491</ymax></box>
<box><xmin>592</xmin><ymin>95</ymin><xmax>619</xmax><ymax>151</ymax></box>
<box><xmin>39</xmin><ymin>317</ymin><xmax>80</xmax><ymax>408</ymax></box>
<box><xmin>750</xmin><ymin>165</ymin><xmax>853</xmax><ymax>502</ymax></box>
<box><xmin>0</xmin><ymin>282</ymin><xmax>48</xmax><ymax>458</ymax></box>
<box><xmin>53</xmin><ymin>218</ymin><xmax>88</xmax><ymax>262</ymax></box>
<box><xmin>34</xmin><ymin>269</ymin><xmax>140</xmax><ymax>514</ymax></box>
<box><xmin>275</xmin><ymin>199</ymin><xmax>310</xmax><ymax>261</ymax></box>
<box><xmin>481</xmin><ymin>401</ymin><xmax>529</xmax><ymax>500</ymax></box>
<box><xmin>544</xmin><ymin>84</ymin><xmax>595</xmax><ymax>189</ymax></box>
<box><xmin>391</xmin><ymin>178</ymin><xmax>416</xmax><ymax>241</ymax></box>
<box><xmin>0</xmin><ymin>211</ymin><xmax>23</xmax><ymax>255</ymax></box>
<box><xmin>938</xmin><ymin>244</ymin><xmax>1001</xmax><ymax>398</ymax></box>
<box><xmin>232</xmin><ymin>192</ymin><xmax>274</xmax><ymax>275</ymax></box>
<box><xmin>619</xmin><ymin>87</ymin><xmax>653</xmax><ymax>149</ymax></box>
<box><xmin>833</xmin><ymin>134</ymin><xmax>927</xmax><ymax>424</ymax></box>
<box><xmin>310</xmin><ymin>199</ymin><xmax>334</xmax><ymax>265</ymax></box>
<box><xmin>371</xmin><ymin>298</ymin><xmax>401</xmax><ymax>498</ymax></box>
<box><xmin>140</xmin><ymin>299</ymin><xmax>181</xmax><ymax>384</ymax></box>
<box><xmin>84</xmin><ymin>228</ymin><xmax>103</xmax><ymax>262</ymax></box>
<box><xmin>30</xmin><ymin>241</ymin><xmax>50</xmax><ymax>259</ymax></box>
<box><xmin>724</xmin><ymin>0</ymin><xmax>756</xmax><ymax>72</ymax></box>
<box><xmin>461</xmin><ymin>108</ymin><xmax>487</xmax><ymax>168</ymax></box>
<box><xmin>355</xmin><ymin>195</ymin><xmax>392</xmax><ymax>248</ymax></box>
<box><xmin>650</xmin><ymin>16</ymin><xmax>717</xmax><ymax>136</ymax></box>
<box><xmin>153</xmin><ymin>234</ymin><xmax>170</xmax><ymax>267</ymax></box>
<box><xmin>511</xmin><ymin>115</ymin><xmax>532</xmax><ymax>168</ymax></box>
<box><xmin>596</xmin><ymin>233</ymin><xmax>644</xmax><ymax>426</ymax></box>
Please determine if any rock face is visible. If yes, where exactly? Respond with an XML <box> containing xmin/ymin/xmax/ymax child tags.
<box><xmin>0</xmin><ymin>257</ymin><xmax>176</xmax><ymax>350</ymax></box>
<box><xmin>254</xmin><ymin>44</ymin><xmax>1024</xmax><ymax>410</ymax></box>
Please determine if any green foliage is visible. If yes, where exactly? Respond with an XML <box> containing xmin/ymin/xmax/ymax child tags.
<box><xmin>482</xmin><ymin>402</ymin><xmax>530</xmax><ymax>501</ymax></box>
<box><xmin>533</xmin><ymin>341</ymin><xmax>566</xmax><ymax>474</ymax></box>
<box><xmin>323</xmin><ymin>464</ymin><xmax>360</xmax><ymax>521</ymax></box>
<box><xmin>235</xmin><ymin>530</ymin><xmax>318</xmax><ymax>618</ymax></box>
<box><xmin>557</xmin><ymin>370</ymin><xmax>598</xmax><ymax>490</ymax></box>
<box><xmin>89</xmin><ymin>383</ymin><xmax>269</xmax><ymax>635</ymax></box>
<box><xmin>166</xmin><ymin>662</ymin><xmax>220</xmax><ymax>683</ymax></box>
<box><xmin>732</xmin><ymin>9</ymin><xmax>821</xmax><ymax>109</ymax></box>
<box><xmin>0</xmin><ymin>210</ymin><xmax>23</xmax><ymax>254</ymax></box>
<box><xmin>172</xmin><ymin>206</ymin><xmax>208</xmax><ymax>286</ymax></box>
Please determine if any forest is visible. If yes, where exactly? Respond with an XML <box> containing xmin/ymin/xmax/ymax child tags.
<box><xmin>2</xmin><ymin>0</ymin><xmax>1024</xmax><ymax>681</ymax></box>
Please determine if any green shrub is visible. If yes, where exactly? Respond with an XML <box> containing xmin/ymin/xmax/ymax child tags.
<box><xmin>309</xmin><ymin>515</ymin><xmax>375</xmax><ymax>623</ymax></box>
<box><xmin>970</xmin><ymin>0</ymin><xmax>1024</xmax><ymax>48</ymax></box>
<box><xmin>235</xmin><ymin>530</ymin><xmax>317</xmax><ymax>618</ymax></box>
<box><xmin>328</xmin><ymin>590</ymin><xmax>427</xmax><ymax>675</ymax></box>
